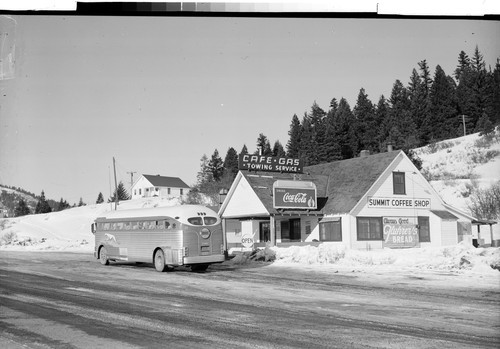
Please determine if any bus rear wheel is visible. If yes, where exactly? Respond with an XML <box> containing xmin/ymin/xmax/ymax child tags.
<box><xmin>99</xmin><ymin>246</ymin><xmax>109</xmax><ymax>266</ymax></box>
<box><xmin>154</xmin><ymin>249</ymin><xmax>168</xmax><ymax>272</ymax></box>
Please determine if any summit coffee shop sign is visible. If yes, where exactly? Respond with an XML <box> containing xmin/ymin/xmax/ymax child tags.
<box><xmin>238</xmin><ymin>154</ymin><xmax>303</xmax><ymax>173</ymax></box>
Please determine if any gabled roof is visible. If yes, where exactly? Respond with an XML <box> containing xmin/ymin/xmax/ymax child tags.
<box><xmin>306</xmin><ymin>151</ymin><xmax>401</xmax><ymax>214</ymax></box>
<box><xmin>239</xmin><ymin>151</ymin><xmax>401</xmax><ymax>216</ymax></box>
<box><xmin>142</xmin><ymin>174</ymin><xmax>190</xmax><ymax>189</ymax></box>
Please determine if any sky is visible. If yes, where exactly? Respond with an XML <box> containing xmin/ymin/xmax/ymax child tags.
<box><xmin>0</xmin><ymin>13</ymin><xmax>499</xmax><ymax>204</ymax></box>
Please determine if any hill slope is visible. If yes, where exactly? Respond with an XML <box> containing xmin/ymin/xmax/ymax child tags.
<box><xmin>414</xmin><ymin>130</ymin><xmax>500</xmax><ymax>214</ymax></box>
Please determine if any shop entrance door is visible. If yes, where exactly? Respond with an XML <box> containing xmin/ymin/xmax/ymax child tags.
<box><xmin>289</xmin><ymin>218</ymin><xmax>301</xmax><ymax>242</ymax></box>
<box><xmin>259</xmin><ymin>221</ymin><xmax>270</xmax><ymax>243</ymax></box>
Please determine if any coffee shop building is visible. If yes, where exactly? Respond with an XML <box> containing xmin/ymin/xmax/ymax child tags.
<box><xmin>218</xmin><ymin>150</ymin><xmax>492</xmax><ymax>253</ymax></box>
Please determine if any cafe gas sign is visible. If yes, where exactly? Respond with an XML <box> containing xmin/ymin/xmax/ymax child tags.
<box><xmin>273</xmin><ymin>180</ymin><xmax>317</xmax><ymax>210</ymax></box>
<box><xmin>238</xmin><ymin>154</ymin><xmax>303</xmax><ymax>173</ymax></box>
<box><xmin>383</xmin><ymin>216</ymin><xmax>419</xmax><ymax>248</ymax></box>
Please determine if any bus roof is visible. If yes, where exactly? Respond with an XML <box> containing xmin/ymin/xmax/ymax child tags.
<box><xmin>95</xmin><ymin>204</ymin><xmax>219</xmax><ymax>222</ymax></box>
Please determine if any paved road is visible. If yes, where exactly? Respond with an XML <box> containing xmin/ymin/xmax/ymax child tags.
<box><xmin>0</xmin><ymin>251</ymin><xmax>499</xmax><ymax>348</ymax></box>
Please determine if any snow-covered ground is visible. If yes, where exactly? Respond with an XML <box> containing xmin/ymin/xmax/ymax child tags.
<box><xmin>414</xmin><ymin>130</ymin><xmax>500</xmax><ymax>213</ymax></box>
<box><xmin>1</xmin><ymin>132</ymin><xmax>499</xmax><ymax>281</ymax></box>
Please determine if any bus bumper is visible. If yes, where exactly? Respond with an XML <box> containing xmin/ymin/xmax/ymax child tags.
<box><xmin>183</xmin><ymin>254</ymin><xmax>225</xmax><ymax>265</ymax></box>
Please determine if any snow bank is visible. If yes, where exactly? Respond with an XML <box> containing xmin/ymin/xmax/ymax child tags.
<box><xmin>266</xmin><ymin>242</ymin><xmax>500</xmax><ymax>276</ymax></box>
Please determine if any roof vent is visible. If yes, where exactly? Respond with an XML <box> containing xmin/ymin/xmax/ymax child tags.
<box><xmin>360</xmin><ymin>150</ymin><xmax>370</xmax><ymax>157</ymax></box>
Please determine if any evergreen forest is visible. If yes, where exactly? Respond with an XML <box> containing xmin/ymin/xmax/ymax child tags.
<box><xmin>189</xmin><ymin>47</ymin><xmax>500</xmax><ymax>204</ymax></box>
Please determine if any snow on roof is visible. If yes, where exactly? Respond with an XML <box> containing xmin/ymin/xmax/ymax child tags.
<box><xmin>142</xmin><ymin>174</ymin><xmax>190</xmax><ymax>189</ymax></box>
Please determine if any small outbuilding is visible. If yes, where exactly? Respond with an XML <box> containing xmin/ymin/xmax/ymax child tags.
<box><xmin>131</xmin><ymin>174</ymin><xmax>190</xmax><ymax>200</ymax></box>
<box><xmin>219</xmin><ymin>150</ymin><xmax>491</xmax><ymax>253</ymax></box>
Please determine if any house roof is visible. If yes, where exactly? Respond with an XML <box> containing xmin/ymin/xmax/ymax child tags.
<box><xmin>305</xmin><ymin>151</ymin><xmax>401</xmax><ymax>214</ymax></box>
<box><xmin>142</xmin><ymin>174</ymin><xmax>190</xmax><ymax>189</ymax></box>
<box><xmin>240</xmin><ymin>150</ymin><xmax>401</xmax><ymax>216</ymax></box>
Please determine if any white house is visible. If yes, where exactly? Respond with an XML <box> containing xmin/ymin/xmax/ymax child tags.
<box><xmin>219</xmin><ymin>150</ymin><xmax>495</xmax><ymax>253</ymax></box>
<box><xmin>131</xmin><ymin>174</ymin><xmax>190</xmax><ymax>200</ymax></box>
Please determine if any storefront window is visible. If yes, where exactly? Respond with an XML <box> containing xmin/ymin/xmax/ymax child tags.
<box><xmin>319</xmin><ymin>219</ymin><xmax>342</xmax><ymax>241</ymax></box>
<box><xmin>418</xmin><ymin>216</ymin><xmax>430</xmax><ymax>242</ymax></box>
<box><xmin>393</xmin><ymin>172</ymin><xmax>406</xmax><ymax>195</ymax></box>
<box><xmin>357</xmin><ymin>217</ymin><xmax>382</xmax><ymax>240</ymax></box>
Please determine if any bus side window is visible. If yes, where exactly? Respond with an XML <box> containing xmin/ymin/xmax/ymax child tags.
<box><xmin>116</xmin><ymin>222</ymin><xmax>124</xmax><ymax>230</ymax></box>
<box><xmin>165</xmin><ymin>221</ymin><xmax>170</xmax><ymax>229</ymax></box>
<box><xmin>138</xmin><ymin>221</ymin><xmax>144</xmax><ymax>229</ymax></box>
<box><xmin>103</xmin><ymin>223</ymin><xmax>110</xmax><ymax>230</ymax></box>
<box><xmin>124</xmin><ymin>222</ymin><xmax>131</xmax><ymax>230</ymax></box>
<box><xmin>131</xmin><ymin>222</ymin><xmax>138</xmax><ymax>230</ymax></box>
<box><xmin>156</xmin><ymin>221</ymin><xmax>165</xmax><ymax>229</ymax></box>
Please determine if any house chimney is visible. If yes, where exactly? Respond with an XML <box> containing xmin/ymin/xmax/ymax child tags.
<box><xmin>387</xmin><ymin>142</ymin><xmax>393</xmax><ymax>152</ymax></box>
<box><xmin>360</xmin><ymin>150</ymin><xmax>370</xmax><ymax>157</ymax></box>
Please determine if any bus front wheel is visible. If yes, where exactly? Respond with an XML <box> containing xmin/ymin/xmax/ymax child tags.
<box><xmin>154</xmin><ymin>249</ymin><xmax>167</xmax><ymax>272</ymax></box>
<box><xmin>99</xmin><ymin>246</ymin><xmax>109</xmax><ymax>266</ymax></box>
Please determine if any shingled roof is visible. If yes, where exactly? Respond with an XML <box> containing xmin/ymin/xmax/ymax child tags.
<box><xmin>241</xmin><ymin>151</ymin><xmax>401</xmax><ymax>215</ymax></box>
<box><xmin>142</xmin><ymin>174</ymin><xmax>190</xmax><ymax>189</ymax></box>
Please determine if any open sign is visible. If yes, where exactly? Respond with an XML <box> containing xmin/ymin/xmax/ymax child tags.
<box><xmin>241</xmin><ymin>234</ymin><xmax>254</xmax><ymax>248</ymax></box>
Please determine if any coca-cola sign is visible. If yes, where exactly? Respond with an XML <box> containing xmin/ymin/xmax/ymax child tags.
<box><xmin>273</xmin><ymin>180</ymin><xmax>317</xmax><ymax>209</ymax></box>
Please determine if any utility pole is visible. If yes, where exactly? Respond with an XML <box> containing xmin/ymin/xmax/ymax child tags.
<box><xmin>127</xmin><ymin>171</ymin><xmax>137</xmax><ymax>190</ymax></box>
<box><xmin>461</xmin><ymin>115</ymin><xmax>467</xmax><ymax>137</ymax></box>
<box><xmin>113</xmin><ymin>157</ymin><xmax>118</xmax><ymax>211</ymax></box>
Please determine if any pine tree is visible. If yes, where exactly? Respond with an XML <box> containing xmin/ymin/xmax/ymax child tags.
<box><xmin>428</xmin><ymin>65</ymin><xmax>459</xmax><ymax>140</ymax></box>
<box><xmin>298</xmin><ymin>113</ymin><xmax>314</xmax><ymax>165</ymax></box>
<box><xmin>208</xmin><ymin>149</ymin><xmax>224</xmax><ymax>181</ymax></box>
<box><xmin>418</xmin><ymin>60</ymin><xmax>433</xmax><ymax>97</ymax></box>
<box><xmin>376</xmin><ymin>95</ymin><xmax>392</xmax><ymax>151</ymax></box>
<box><xmin>96</xmin><ymin>192</ymin><xmax>104</xmax><ymax>204</ymax></box>
<box><xmin>272</xmin><ymin>140</ymin><xmax>286</xmax><ymax>158</ymax></box>
<box><xmin>322</xmin><ymin>98</ymin><xmax>342</xmax><ymax>162</ymax></box>
<box><xmin>109</xmin><ymin>182</ymin><xmax>130</xmax><ymax>202</ymax></box>
<box><xmin>408</xmin><ymin>68</ymin><xmax>428</xmax><ymax>143</ymax></box>
<box><xmin>35</xmin><ymin>190</ymin><xmax>52</xmax><ymax>214</ymax></box>
<box><xmin>286</xmin><ymin>114</ymin><xmax>301</xmax><ymax>158</ymax></box>
<box><xmin>334</xmin><ymin>98</ymin><xmax>356</xmax><ymax>159</ymax></box>
<box><xmin>57</xmin><ymin>198</ymin><xmax>70</xmax><ymax>211</ymax></box>
<box><xmin>387</xmin><ymin>80</ymin><xmax>418</xmax><ymax>149</ymax></box>
<box><xmin>240</xmin><ymin>144</ymin><xmax>249</xmax><ymax>156</ymax></box>
<box><xmin>476</xmin><ymin>112</ymin><xmax>495</xmax><ymax>136</ymax></box>
<box><xmin>454</xmin><ymin>50</ymin><xmax>471</xmax><ymax>81</ymax></box>
<box><xmin>196</xmin><ymin>154</ymin><xmax>211</xmax><ymax>185</ymax></box>
<box><xmin>14</xmin><ymin>198</ymin><xmax>31</xmax><ymax>217</ymax></box>
<box><xmin>353</xmin><ymin>88</ymin><xmax>378</xmax><ymax>153</ymax></box>
<box><xmin>255</xmin><ymin>133</ymin><xmax>272</xmax><ymax>156</ymax></box>
<box><xmin>223</xmin><ymin>147</ymin><xmax>239</xmax><ymax>181</ymax></box>
<box><xmin>310</xmin><ymin>101</ymin><xmax>327</xmax><ymax>164</ymax></box>
<box><xmin>470</xmin><ymin>46</ymin><xmax>489</xmax><ymax>128</ymax></box>
<box><xmin>487</xmin><ymin>59</ymin><xmax>500</xmax><ymax>126</ymax></box>
<box><xmin>78</xmin><ymin>197</ymin><xmax>85</xmax><ymax>207</ymax></box>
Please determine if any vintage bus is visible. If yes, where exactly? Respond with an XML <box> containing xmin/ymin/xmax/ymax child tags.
<box><xmin>91</xmin><ymin>205</ymin><xmax>225</xmax><ymax>272</ymax></box>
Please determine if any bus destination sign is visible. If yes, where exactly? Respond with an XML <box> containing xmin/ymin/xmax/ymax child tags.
<box><xmin>238</xmin><ymin>154</ymin><xmax>303</xmax><ymax>173</ymax></box>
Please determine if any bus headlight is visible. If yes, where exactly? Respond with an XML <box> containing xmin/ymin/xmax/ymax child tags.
<box><xmin>200</xmin><ymin>228</ymin><xmax>211</xmax><ymax>239</ymax></box>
